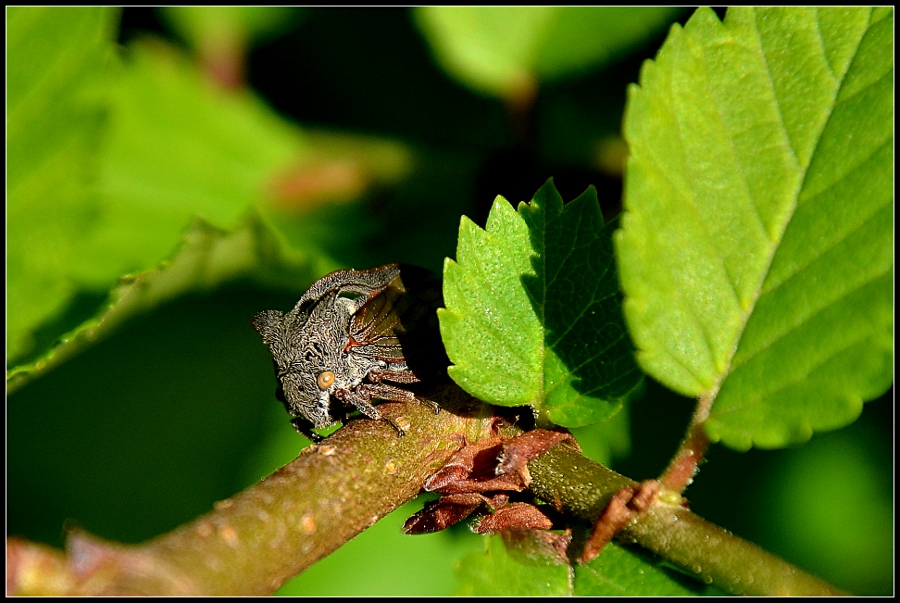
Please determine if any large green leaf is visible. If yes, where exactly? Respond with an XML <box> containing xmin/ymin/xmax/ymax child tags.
<box><xmin>8</xmin><ymin>10</ymin><xmax>410</xmax><ymax>378</ymax></box>
<box><xmin>440</xmin><ymin>180</ymin><xmax>642</xmax><ymax>427</ymax></box>
<box><xmin>7</xmin><ymin>9</ymin><xmax>304</xmax><ymax>366</ymax></box>
<box><xmin>7</xmin><ymin>215</ymin><xmax>326</xmax><ymax>393</ymax></box>
<box><xmin>84</xmin><ymin>38</ymin><xmax>304</xmax><ymax>284</ymax></box>
<box><xmin>616</xmin><ymin>7</ymin><xmax>893</xmax><ymax>450</ymax></box>
<box><xmin>415</xmin><ymin>7</ymin><xmax>682</xmax><ymax>99</ymax></box>
<box><xmin>7</xmin><ymin>7</ymin><xmax>120</xmax><ymax>361</ymax></box>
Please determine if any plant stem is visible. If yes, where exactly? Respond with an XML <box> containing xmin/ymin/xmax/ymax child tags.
<box><xmin>7</xmin><ymin>392</ymin><xmax>845</xmax><ymax>596</ymax></box>
<box><xmin>6</xmin><ymin>384</ymin><xmax>488</xmax><ymax>596</ymax></box>
<box><xmin>659</xmin><ymin>390</ymin><xmax>713</xmax><ymax>493</ymax></box>
<box><xmin>527</xmin><ymin>441</ymin><xmax>846</xmax><ymax>596</ymax></box>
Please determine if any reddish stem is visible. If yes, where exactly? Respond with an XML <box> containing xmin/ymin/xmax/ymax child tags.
<box><xmin>659</xmin><ymin>390</ymin><xmax>714</xmax><ymax>493</ymax></box>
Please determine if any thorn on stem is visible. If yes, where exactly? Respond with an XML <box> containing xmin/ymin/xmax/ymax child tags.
<box><xmin>579</xmin><ymin>479</ymin><xmax>661</xmax><ymax>565</ymax></box>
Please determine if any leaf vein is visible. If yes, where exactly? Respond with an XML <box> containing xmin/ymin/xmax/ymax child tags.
<box><xmin>763</xmin><ymin>147</ymin><xmax>891</xmax><ymax>294</ymax></box>
<box><xmin>733</xmin><ymin>251</ymin><xmax>890</xmax><ymax>371</ymax></box>
<box><xmin>716</xmin><ymin>311</ymin><xmax>879</xmax><ymax>418</ymax></box>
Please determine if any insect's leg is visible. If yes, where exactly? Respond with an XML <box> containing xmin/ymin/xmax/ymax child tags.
<box><xmin>334</xmin><ymin>387</ymin><xmax>407</xmax><ymax>437</ymax></box>
<box><xmin>367</xmin><ymin>370</ymin><xmax>440</xmax><ymax>415</ymax></box>
<box><xmin>359</xmin><ymin>383</ymin><xmax>419</xmax><ymax>403</ymax></box>
<box><xmin>368</xmin><ymin>367</ymin><xmax>421</xmax><ymax>384</ymax></box>
<box><xmin>362</xmin><ymin>382</ymin><xmax>441</xmax><ymax>429</ymax></box>
<box><xmin>291</xmin><ymin>417</ymin><xmax>325</xmax><ymax>443</ymax></box>
<box><xmin>382</xmin><ymin>417</ymin><xmax>406</xmax><ymax>438</ymax></box>
<box><xmin>420</xmin><ymin>398</ymin><xmax>441</xmax><ymax>415</ymax></box>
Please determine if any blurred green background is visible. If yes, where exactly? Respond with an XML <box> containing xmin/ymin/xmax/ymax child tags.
<box><xmin>6</xmin><ymin>7</ymin><xmax>892</xmax><ymax>595</ymax></box>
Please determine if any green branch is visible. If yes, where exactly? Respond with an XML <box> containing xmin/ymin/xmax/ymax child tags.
<box><xmin>7</xmin><ymin>390</ymin><xmax>844</xmax><ymax>595</ymax></box>
<box><xmin>527</xmin><ymin>442</ymin><xmax>846</xmax><ymax>596</ymax></box>
<box><xmin>7</xmin><ymin>385</ymin><xmax>488</xmax><ymax>595</ymax></box>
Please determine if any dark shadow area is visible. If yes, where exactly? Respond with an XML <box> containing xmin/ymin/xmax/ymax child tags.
<box><xmin>7</xmin><ymin>283</ymin><xmax>294</xmax><ymax>547</ymax></box>
<box><xmin>12</xmin><ymin>289</ymin><xmax>110</xmax><ymax>368</ymax></box>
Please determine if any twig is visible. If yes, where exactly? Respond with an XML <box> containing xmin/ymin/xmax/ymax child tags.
<box><xmin>6</xmin><ymin>384</ymin><xmax>488</xmax><ymax>596</ymax></box>
<box><xmin>527</xmin><ymin>441</ymin><xmax>847</xmax><ymax>596</ymax></box>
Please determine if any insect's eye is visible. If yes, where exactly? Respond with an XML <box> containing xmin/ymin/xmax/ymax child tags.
<box><xmin>317</xmin><ymin>371</ymin><xmax>335</xmax><ymax>391</ymax></box>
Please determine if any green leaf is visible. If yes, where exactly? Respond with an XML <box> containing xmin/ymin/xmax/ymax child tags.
<box><xmin>454</xmin><ymin>535</ymin><xmax>572</xmax><ymax>596</ymax></box>
<box><xmin>441</xmin><ymin>180</ymin><xmax>642</xmax><ymax>427</ymax></box>
<box><xmin>762</xmin><ymin>423</ymin><xmax>893</xmax><ymax>595</ymax></box>
<box><xmin>160</xmin><ymin>7</ymin><xmax>302</xmax><ymax>51</ymax></box>
<box><xmin>7</xmin><ymin>10</ymin><xmax>304</xmax><ymax>365</ymax></box>
<box><xmin>90</xmin><ymin>37</ymin><xmax>412</xmax><ymax>277</ymax></box>
<box><xmin>86</xmin><ymin>38</ymin><xmax>304</xmax><ymax>283</ymax></box>
<box><xmin>277</xmin><ymin>501</ymin><xmax>482</xmax><ymax>596</ymax></box>
<box><xmin>415</xmin><ymin>7</ymin><xmax>682</xmax><ymax>99</ymax></box>
<box><xmin>454</xmin><ymin>535</ymin><xmax>713</xmax><ymax>595</ymax></box>
<box><xmin>7</xmin><ymin>215</ymin><xmax>325</xmax><ymax>392</ymax></box>
<box><xmin>8</xmin><ymin>15</ymin><xmax>408</xmax><ymax>374</ymax></box>
<box><xmin>7</xmin><ymin>7</ymin><xmax>120</xmax><ymax>362</ymax></box>
<box><xmin>575</xmin><ymin>542</ymin><xmax>715</xmax><ymax>596</ymax></box>
<box><xmin>615</xmin><ymin>7</ymin><xmax>893</xmax><ymax>450</ymax></box>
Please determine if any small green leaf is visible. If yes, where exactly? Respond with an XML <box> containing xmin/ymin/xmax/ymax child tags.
<box><xmin>415</xmin><ymin>7</ymin><xmax>681</xmax><ymax>100</ymax></box>
<box><xmin>441</xmin><ymin>197</ymin><xmax>541</xmax><ymax>407</ymax></box>
<box><xmin>575</xmin><ymin>542</ymin><xmax>715</xmax><ymax>596</ymax></box>
<box><xmin>616</xmin><ymin>7</ymin><xmax>893</xmax><ymax>449</ymax></box>
<box><xmin>454</xmin><ymin>536</ymin><xmax>572</xmax><ymax>596</ymax></box>
<box><xmin>7</xmin><ymin>214</ymin><xmax>325</xmax><ymax>392</ymax></box>
<box><xmin>454</xmin><ymin>535</ymin><xmax>713</xmax><ymax>595</ymax></box>
<box><xmin>441</xmin><ymin>180</ymin><xmax>642</xmax><ymax>427</ymax></box>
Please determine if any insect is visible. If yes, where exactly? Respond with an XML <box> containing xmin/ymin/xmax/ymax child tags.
<box><xmin>251</xmin><ymin>264</ymin><xmax>446</xmax><ymax>442</ymax></box>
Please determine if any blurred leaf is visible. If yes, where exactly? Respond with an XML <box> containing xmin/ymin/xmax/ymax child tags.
<box><xmin>158</xmin><ymin>7</ymin><xmax>303</xmax><ymax>89</ymax></box>
<box><xmin>160</xmin><ymin>6</ymin><xmax>301</xmax><ymax>50</ymax></box>
<box><xmin>93</xmin><ymin>37</ymin><xmax>412</xmax><ymax>270</ymax></box>
<box><xmin>7</xmin><ymin>6</ymin><xmax>120</xmax><ymax>362</ymax></box>
<box><xmin>277</xmin><ymin>501</ymin><xmax>482</xmax><ymax>596</ymax></box>
<box><xmin>7</xmin><ymin>284</ymin><xmax>287</xmax><ymax>547</ymax></box>
<box><xmin>455</xmin><ymin>535</ymin><xmax>571</xmax><ymax>596</ymax></box>
<box><xmin>8</xmin><ymin>12</ymin><xmax>307</xmax><ymax>366</ymax></box>
<box><xmin>616</xmin><ymin>7</ymin><xmax>893</xmax><ymax>450</ymax></box>
<box><xmin>440</xmin><ymin>180</ymin><xmax>642</xmax><ymax>427</ymax></box>
<box><xmin>7</xmin><ymin>214</ymin><xmax>324</xmax><ymax>392</ymax></box>
<box><xmin>415</xmin><ymin>7</ymin><xmax>681</xmax><ymax>99</ymax></box>
<box><xmin>87</xmin><ymin>38</ymin><xmax>304</xmax><ymax>282</ymax></box>
<box><xmin>570</xmin><ymin>400</ymin><xmax>633</xmax><ymax>467</ymax></box>
<box><xmin>532</xmin><ymin>8</ymin><xmax>684</xmax><ymax>81</ymax></box>
<box><xmin>762</xmin><ymin>422</ymin><xmax>893</xmax><ymax>595</ymax></box>
<box><xmin>9</xmin><ymin>18</ymin><xmax>409</xmax><ymax>375</ymax></box>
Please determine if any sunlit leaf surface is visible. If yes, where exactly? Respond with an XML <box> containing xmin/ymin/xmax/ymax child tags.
<box><xmin>441</xmin><ymin>181</ymin><xmax>642</xmax><ymax>427</ymax></box>
<box><xmin>616</xmin><ymin>7</ymin><xmax>893</xmax><ymax>449</ymax></box>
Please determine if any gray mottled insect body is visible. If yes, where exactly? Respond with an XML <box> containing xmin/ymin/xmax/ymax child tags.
<box><xmin>252</xmin><ymin>264</ymin><xmax>445</xmax><ymax>442</ymax></box>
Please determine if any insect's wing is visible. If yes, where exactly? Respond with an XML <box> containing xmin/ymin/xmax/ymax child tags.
<box><xmin>273</xmin><ymin>264</ymin><xmax>401</xmax><ymax>345</ymax></box>
<box><xmin>349</xmin><ymin>265</ymin><xmax>447</xmax><ymax>378</ymax></box>
<box><xmin>294</xmin><ymin>264</ymin><xmax>401</xmax><ymax>311</ymax></box>
<box><xmin>348</xmin><ymin>278</ymin><xmax>408</xmax><ymax>362</ymax></box>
